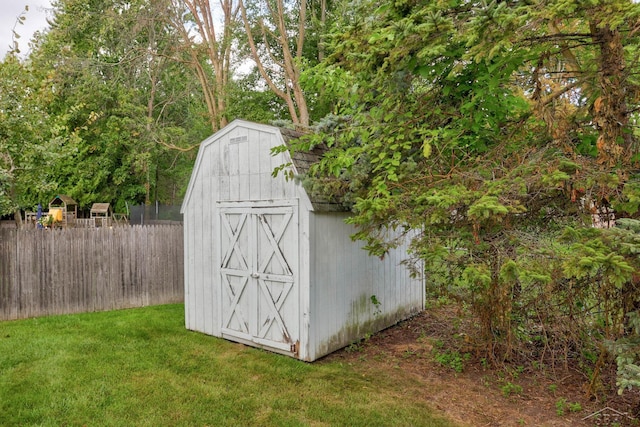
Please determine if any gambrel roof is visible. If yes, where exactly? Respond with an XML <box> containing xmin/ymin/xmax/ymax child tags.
<box><xmin>181</xmin><ymin>119</ymin><xmax>425</xmax><ymax>362</ymax></box>
<box><xmin>182</xmin><ymin>120</ymin><xmax>345</xmax><ymax>213</ymax></box>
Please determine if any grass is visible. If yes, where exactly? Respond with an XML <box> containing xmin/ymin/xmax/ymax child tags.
<box><xmin>0</xmin><ymin>304</ymin><xmax>455</xmax><ymax>426</ymax></box>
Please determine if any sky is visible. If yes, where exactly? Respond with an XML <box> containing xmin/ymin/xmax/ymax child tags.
<box><xmin>0</xmin><ymin>0</ymin><xmax>53</xmax><ymax>58</ymax></box>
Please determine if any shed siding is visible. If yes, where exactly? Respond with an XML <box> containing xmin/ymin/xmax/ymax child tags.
<box><xmin>183</xmin><ymin>140</ymin><xmax>220</xmax><ymax>337</ymax></box>
<box><xmin>183</xmin><ymin>122</ymin><xmax>313</xmax><ymax>345</ymax></box>
<box><xmin>213</xmin><ymin>127</ymin><xmax>298</xmax><ymax>203</ymax></box>
<box><xmin>182</xmin><ymin>120</ymin><xmax>423</xmax><ymax>361</ymax></box>
<box><xmin>308</xmin><ymin>213</ymin><xmax>423</xmax><ymax>361</ymax></box>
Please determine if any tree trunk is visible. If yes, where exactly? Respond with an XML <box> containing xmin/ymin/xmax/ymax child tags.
<box><xmin>171</xmin><ymin>0</ymin><xmax>236</xmax><ymax>132</ymax></box>
<box><xmin>13</xmin><ymin>209</ymin><xmax>22</xmax><ymax>229</ymax></box>
<box><xmin>239</xmin><ymin>0</ymin><xmax>311</xmax><ymax>126</ymax></box>
<box><xmin>591</xmin><ymin>21</ymin><xmax>628</xmax><ymax>166</ymax></box>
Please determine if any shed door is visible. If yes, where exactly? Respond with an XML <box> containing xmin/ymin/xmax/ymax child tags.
<box><xmin>218</xmin><ymin>202</ymin><xmax>299</xmax><ymax>354</ymax></box>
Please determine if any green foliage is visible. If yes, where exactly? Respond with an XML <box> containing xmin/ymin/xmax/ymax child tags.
<box><xmin>555</xmin><ymin>398</ymin><xmax>582</xmax><ymax>416</ymax></box>
<box><xmin>290</xmin><ymin>0</ymin><xmax>640</xmax><ymax>395</ymax></box>
<box><xmin>500</xmin><ymin>382</ymin><xmax>523</xmax><ymax>398</ymax></box>
<box><xmin>608</xmin><ymin>311</ymin><xmax>640</xmax><ymax>395</ymax></box>
<box><xmin>345</xmin><ymin>332</ymin><xmax>374</xmax><ymax>354</ymax></box>
<box><xmin>615</xmin><ymin>182</ymin><xmax>640</xmax><ymax>215</ymax></box>
<box><xmin>0</xmin><ymin>55</ymin><xmax>54</xmax><ymax>215</ymax></box>
<box><xmin>0</xmin><ymin>0</ymin><xmax>209</xmax><ymax>212</ymax></box>
<box><xmin>432</xmin><ymin>347</ymin><xmax>470</xmax><ymax>373</ymax></box>
<box><xmin>370</xmin><ymin>294</ymin><xmax>382</xmax><ymax>316</ymax></box>
<box><xmin>3</xmin><ymin>0</ymin><xmax>640</xmax><ymax>400</ymax></box>
<box><xmin>467</xmin><ymin>196</ymin><xmax>510</xmax><ymax>220</ymax></box>
<box><xmin>227</xmin><ymin>71</ymin><xmax>290</xmax><ymax>123</ymax></box>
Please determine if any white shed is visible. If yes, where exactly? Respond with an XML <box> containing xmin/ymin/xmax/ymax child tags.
<box><xmin>180</xmin><ymin>120</ymin><xmax>424</xmax><ymax>361</ymax></box>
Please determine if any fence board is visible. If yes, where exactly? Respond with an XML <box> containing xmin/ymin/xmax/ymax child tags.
<box><xmin>0</xmin><ymin>225</ymin><xmax>184</xmax><ymax>320</ymax></box>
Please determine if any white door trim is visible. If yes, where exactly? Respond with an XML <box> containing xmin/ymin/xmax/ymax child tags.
<box><xmin>217</xmin><ymin>200</ymin><xmax>299</xmax><ymax>355</ymax></box>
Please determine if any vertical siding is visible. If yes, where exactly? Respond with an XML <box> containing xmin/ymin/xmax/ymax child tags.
<box><xmin>0</xmin><ymin>226</ymin><xmax>183</xmax><ymax>321</ymax></box>
<box><xmin>308</xmin><ymin>213</ymin><xmax>424</xmax><ymax>361</ymax></box>
<box><xmin>297</xmin><ymin>207</ymin><xmax>312</xmax><ymax>361</ymax></box>
<box><xmin>183</xmin><ymin>123</ymin><xmax>305</xmax><ymax>340</ymax></box>
<box><xmin>181</xmin><ymin>121</ymin><xmax>422</xmax><ymax>361</ymax></box>
<box><xmin>259</xmin><ymin>130</ymin><xmax>273</xmax><ymax>199</ymax></box>
<box><xmin>183</xmin><ymin>139</ymin><xmax>217</xmax><ymax>336</ymax></box>
<box><xmin>201</xmin><ymin>143</ymin><xmax>216</xmax><ymax>335</ymax></box>
<box><xmin>213</xmin><ymin>126</ymin><xmax>298</xmax><ymax>204</ymax></box>
<box><xmin>228</xmin><ymin>132</ymin><xmax>240</xmax><ymax>200</ymax></box>
<box><xmin>248</xmin><ymin>130</ymin><xmax>261</xmax><ymax>200</ymax></box>
<box><xmin>183</xmin><ymin>215</ymin><xmax>196</xmax><ymax>330</ymax></box>
<box><xmin>238</xmin><ymin>132</ymin><xmax>250</xmax><ymax>198</ymax></box>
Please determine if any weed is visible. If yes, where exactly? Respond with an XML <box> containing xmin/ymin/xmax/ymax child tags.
<box><xmin>435</xmin><ymin>295</ymin><xmax>454</xmax><ymax>306</ymax></box>
<box><xmin>555</xmin><ymin>398</ymin><xmax>582</xmax><ymax>415</ymax></box>
<box><xmin>548</xmin><ymin>384</ymin><xmax>557</xmax><ymax>395</ymax></box>
<box><xmin>568</xmin><ymin>402</ymin><xmax>582</xmax><ymax>412</ymax></box>
<box><xmin>432</xmin><ymin>349</ymin><xmax>470</xmax><ymax>373</ymax></box>
<box><xmin>500</xmin><ymin>382</ymin><xmax>523</xmax><ymax>397</ymax></box>
<box><xmin>481</xmin><ymin>375</ymin><xmax>491</xmax><ymax>387</ymax></box>
<box><xmin>452</xmin><ymin>317</ymin><xmax>461</xmax><ymax>330</ymax></box>
<box><xmin>345</xmin><ymin>342</ymin><xmax>362</xmax><ymax>353</ymax></box>
<box><xmin>509</xmin><ymin>365</ymin><xmax>525</xmax><ymax>380</ymax></box>
<box><xmin>345</xmin><ymin>333</ymin><xmax>372</xmax><ymax>353</ymax></box>
<box><xmin>403</xmin><ymin>349</ymin><xmax>417</xmax><ymax>358</ymax></box>
<box><xmin>370</xmin><ymin>295</ymin><xmax>382</xmax><ymax>316</ymax></box>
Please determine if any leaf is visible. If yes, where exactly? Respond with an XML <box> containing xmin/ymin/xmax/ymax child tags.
<box><xmin>368</xmin><ymin>33</ymin><xmax>382</xmax><ymax>44</ymax></box>
<box><xmin>423</xmin><ymin>141</ymin><xmax>432</xmax><ymax>158</ymax></box>
<box><xmin>374</xmin><ymin>4</ymin><xmax>391</xmax><ymax>15</ymax></box>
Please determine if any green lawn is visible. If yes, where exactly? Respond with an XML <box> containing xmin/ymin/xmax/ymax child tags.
<box><xmin>0</xmin><ymin>304</ymin><xmax>455</xmax><ymax>426</ymax></box>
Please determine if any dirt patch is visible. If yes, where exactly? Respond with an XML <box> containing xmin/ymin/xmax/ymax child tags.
<box><xmin>322</xmin><ymin>308</ymin><xmax>640</xmax><ymax>426</ymax></box>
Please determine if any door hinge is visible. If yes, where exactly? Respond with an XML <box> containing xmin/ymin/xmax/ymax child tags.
<box><xmin>290</xmin><ymin>340</ymin><xmax>300</xmax><ymax>356</ymax></box>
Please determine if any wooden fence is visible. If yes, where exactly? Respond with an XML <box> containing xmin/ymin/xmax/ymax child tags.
<box><xmin>0</xmin><ymin>225</ymin><xmax>184</xmax><ymax>321</ymax></box>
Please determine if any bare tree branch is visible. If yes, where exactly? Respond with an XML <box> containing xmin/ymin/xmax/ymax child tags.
<box><xmin>238</xmin><ymin>0</ymin><xmax>310</xmax><ymax>125</ymax></box>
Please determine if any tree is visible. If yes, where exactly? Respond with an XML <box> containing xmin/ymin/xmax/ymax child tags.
<box><xmin>226</xmin><ymin>70</ymin><xmax>290</xmax><ymax>123</ymax></box>
<box><xmin>291</xmin><ymin>0</ymin><xmax>640</xmax><ymax>387</ymax></box>
<box><xmin>26</xmin><ymin>0</ymin><xmax>208</xmax><ymax>211</ymax></box>
<box><xmin>170</xmin><ymin>0</ymin><xmax>239</xmax><ymax>131</ymax></box>
<box><xmin>0</xmin><ymin>55</ymin><xmax>53</xmax><ymax>221</ymax></box>
<box><xmin>238</xmin><ymin>0</ymin><xmax>331</xmax><ymax>126</ymax></box>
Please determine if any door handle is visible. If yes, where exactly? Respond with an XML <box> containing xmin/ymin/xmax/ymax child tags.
<box><xmin>250</xmin><ymin>273</ymin><xmax>260</xmax><ymax>279</ymax></box>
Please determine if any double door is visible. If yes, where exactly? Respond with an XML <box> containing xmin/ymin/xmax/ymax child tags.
<box><xmin>218</xmin><ymin>201</ymin><xmax>299</xmax><ymax>354</ymax></box>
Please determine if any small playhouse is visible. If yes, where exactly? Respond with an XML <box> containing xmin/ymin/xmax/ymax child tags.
<box><xmin>90</xmin><ymin>203</ymin><xmax>112</xmax><ymax>227</ymax></box>
<box><xmin>48</xmin><ymin>194</ymin><xmax>78</xmax><ymax>227</ymax></box>
<box><xmin>181</xmin><ymin>120</ymin><xmax>424</xmax><ymax>361</ymax></box>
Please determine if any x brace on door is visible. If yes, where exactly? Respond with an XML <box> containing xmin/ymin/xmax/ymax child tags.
<box><xmin>219</xmin><ymin>205</ymin><xmax>297</xmax><ymax>351</ymax></box>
